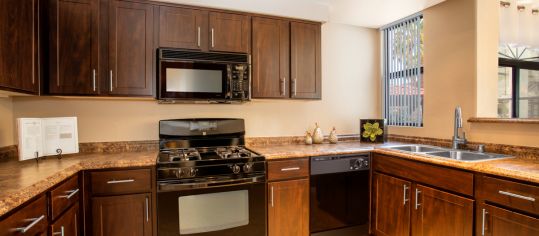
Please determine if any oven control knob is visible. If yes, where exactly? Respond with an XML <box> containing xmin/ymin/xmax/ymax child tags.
<box><xmin>231</xmin><ymin>164</ymin><xmax>241</xmax><ymax>174</ymax></box>
<box><xmin>243</xmin><ymin>163</ymin><xmax>253</xmax><ymax>173</ymax></box>
<box><xmin>362</xmin><ymin>159</ymin><xmax>369</xmax><ymax>168</ymax></box>
<box><xmin>183</xmin><ymin>168</ymin><xmax>197</xmax><ymax>178</ymax></box>
<box><xmin>175</xmin><ymin>168</ymin><xmax>183</xmax><ymax>178</ymax></box>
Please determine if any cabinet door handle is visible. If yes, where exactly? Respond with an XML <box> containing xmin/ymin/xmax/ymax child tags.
<box><xmin>62</xmin><ymin>188</ymin><xmax>79</xmax><ymax>199</ymax></box>
<box><xmin>211</xmin><ymin>28</ymin><xmax>215</xmax><ymax>48</ymax></box>
<box><xmin>270</xmin><ymin>185</ymin><xmax>274</xmax><ymax>207</ymax></box>
<box><xmin>280</xmin><ymin>167</ymin><xmax>300</xmax><ymax>171</ymax></box>
<box><xmin>92</xmin><ymin>69</ymin><xmax>96</xmax><ymax>91</ymax></box>
<box><xmin>52</xmin><ymin>226</ymin><xmax>64</xmax><ymax>236</ymax></box>
<box><xmin>481</xmin><ymin>208</ymin><xmax>488</xmax><ymax>236</ymax></box>
<box><xmin>106</xmin><ymin>179</ymin><xmax>134</xmax><ymax>184</ymax></box>
<box><xmin>145</xmin><ymin>197</ymin><xmax>149</xmax><ymax>222</ymax></box>
<box><xmin>498</xmin><ymin>190</ymin><xmax>536</xmax><ymax>202</ymax></box>
<box><xmin>280</xmin><ymin>77</ymin><xmax>286</xmax><ymax>96</ymax></box>
<box><xmin>109</xmin><ymin>70</ymin><xmax>113</xmax><ymax>92</ymax></box>
<box><xmin>15</xmin><ymin>215</ymin><xmax>45</xmax><ymax>233</ymax></box>
<box><xmin>403</xmin><ymin>184</ymin><xmax>409</xmax><ymax>206</ymax></box>
<box><xmin>197</xmin><ymin>26</ymin><xmax>201</xmax><ymax>47</ymax></box>
<box><xmin>415</xmin><ymin>188</ymin><xmax>421</xmax><ymax>209</ymax></box>
<box><xmin>292</xmin><ymin>78</ymin><xmax>297</xmax><ymax>97</ymax></box>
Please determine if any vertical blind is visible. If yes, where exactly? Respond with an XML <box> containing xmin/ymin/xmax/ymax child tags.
<box><xmin>382</xmin><ymin>13</ymin><xmax>424</xmax><ymax>127</ymax></box>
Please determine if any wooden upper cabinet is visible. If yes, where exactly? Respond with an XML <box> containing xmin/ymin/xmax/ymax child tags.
<box><xmin>268</xmin><ymin>179</ymin><xmax>309</xmax><ymax>236</ymax></box>
<box><xmin>48</xmin><ymin>0</ymin><xmax>99</xmax><ymax>95</ymax></box>
<box><xmin>478</xmin><ymin>203</ymin><xmax>539</xmax><ymax>236</ymax></box>
<box><xmin>159</xmin><ymin>6</ymin><xmax>208</xmax><ymax>50</ymax></box>
<box><xmin>209</xmin><ymin>12</ymin><xmax>250</xmax><ymax>53</ymax></box>
<box><xmin>0</xmin><ymin>0</ymin><xmax>39</xmax><ymax>94</ymax></box>
<box><xmin>412</xmin><ymin>185</ymin><xmax>473</xmax><ymax>236</ymax></box>
<box><xmin>108</xmin><ymin>0</ymin><xmax>154</xmax><ymax>96</ymax></box>
<box><xmin>290</xmin><ymin>22</ymin><xmax>321</xmax><ymax>99</ymax></box>
<box><xmin>252</xmin><ymin>17</ymin><xmax>289</xmax><ymax>98</ymax></box>
<box><xmin>372</xmin><ymin>173</ymin><xmax>411</xmax><ymax>236</ymax></box>
<box><xmin>92</xmin><ymin>193</ymin><xmax>152</xmax><ymax>236</ymax></box>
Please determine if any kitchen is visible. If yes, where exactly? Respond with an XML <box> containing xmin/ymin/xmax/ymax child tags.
<box><xmin>0</xmin><ymin>0</ymin><xmax>538</xmax><ymax>235</ymax></box>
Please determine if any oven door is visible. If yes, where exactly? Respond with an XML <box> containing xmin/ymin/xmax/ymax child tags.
<box><xmin>157</xmin><ymin>177</ymin><xmax>266</xmax><ymax>236</ymax></box>
<box><xmin>159</xmin><ymin>61</ymin><xmax>230</xmax><ymax>100</ymax></box>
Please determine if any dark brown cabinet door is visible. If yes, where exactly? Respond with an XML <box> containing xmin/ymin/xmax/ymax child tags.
<box><xmin>252</xmin><ymin>17</ymin><xmax>289</xmax><ymax>98</ymax></box>
<box><xmin>159</xmin><ymin>6</ymin><xmax>207</xmax><ymax>50</ymax></box>
<box><xmin>290</xmin><ymin>22</ymin><xmax>321</xmax><ymax>99</ymax></box>
<box><xmin>108</xmin><ymin>0</ymin><xmax>154</xmax><ymax>96</ymax></box>
<box><xmin>49</xmin><ymin>0</ymin><xmax>99</xmax><ymax>95</ymax></box>
<box><xmin>0</xmin><ymin>0</ymin><xmax>39</xmax><ymax>94</ymax></box>
<box><xmin>50</xmin><ymin>203</ymin><xmax>80</xmax><ymax>236</ymax></box>
<box><xmin>208</xmin><ymin>12</ymin><xmax>250</xmax><ymax>53</ymax></box>
<box><xmin>372</xmin><ymin>173</ymin><xmax>411</xmax><ymax>236</ymax></box>
<box><xmin>268</xmin><ymin>179</ymin><xmax>309</xmax><ymax>236</ymax></box>
<box><xmin>478</xmin><ymin>203</ymin><xmax>539</xmax><ymax>236</ymax></box>
<box><xmin>92</xmin><ymin>193</ymin><xmax>152</xmax><ymax>236</ymax></box>
<box><xmin>411</xmin><ymin>184</ymin><xmax>473</xmax><ymax>236</ymax></box>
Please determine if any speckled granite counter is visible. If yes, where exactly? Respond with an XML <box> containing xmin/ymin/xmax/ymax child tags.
<box><xmin>249</xmin><ymin>141</ymin><xmax>539</xmax><ymax>185</ymax></box>
<box><xmin>0</xmin><ymin>151</ymin><xmax>157</xmax><ymax>217</ymax></box>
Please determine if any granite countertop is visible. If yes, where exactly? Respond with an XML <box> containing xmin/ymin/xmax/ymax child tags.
<box><xmin>249</xmin><ymin>141</ymin><xmax>539</xmax><ymax>184</ymax></box>
<box><xmin>0</xmin><ymin>151</ymin><xmax>157</xmax><ymax>217</ymax></box>
<box><xmin>1</xmin><ymin>141</ymin><xmax>538</xmax><ymax>218</ymax></box>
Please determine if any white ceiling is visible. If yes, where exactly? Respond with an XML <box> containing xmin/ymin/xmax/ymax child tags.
<box><xmin>328</xmin><ymin>0</ymin><xmax>446</xmax><ymax>28</ymax></box>
<box><xmin>159</xmin><ymin>0</ymin><xmax>446</xmax><ymax>28</ymax></box>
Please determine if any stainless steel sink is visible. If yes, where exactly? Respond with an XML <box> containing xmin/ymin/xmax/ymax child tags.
<box><xmin>427</xmin><ymin>150</ymin><xmax>512</xmax><ymax>162</ymax></box>
<box><xmin>382</xmin><ymin>144</ymin><xmax>514</xmax><ymax>162</ymax></box>
<box><xmin>387</xmin><ymin>145</ymin><xmax>445</xmax><ymax>153</ymax></box>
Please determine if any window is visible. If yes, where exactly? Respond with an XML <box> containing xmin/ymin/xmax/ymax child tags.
<box><xmin>498</xmin><ymin>47</ymin><xmax>539</xmax><ymax>118</ymax></box>
<box><xmin>381</xmin><ymin>14</ymin><xmax>424</xmax><ymax>127</ymax></box>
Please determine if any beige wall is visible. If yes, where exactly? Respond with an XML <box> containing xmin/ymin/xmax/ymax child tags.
<box><xmin>0</xmin><ymin>97</ymin><xmax>14</xmax><ymax>146</ymax></box>
<box><xmin>389</xmin><ymin>0</ymin><xmax>539</xmax><ymax>148</ymax></box>
<box><xmin>11</xmin><ymin>23</ymin><xmax>381</xmax><ymax>143</ymax></box>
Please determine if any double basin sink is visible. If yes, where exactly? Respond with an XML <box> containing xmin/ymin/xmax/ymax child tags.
<box><xmin>382</xmin><ymin>144</ymin><xmax>514</xmax><ymax>162</ymax></box>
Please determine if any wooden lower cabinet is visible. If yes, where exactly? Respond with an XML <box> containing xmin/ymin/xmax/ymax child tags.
<box><xmin>268</xmin><ymin>178</ymin><xmax>309</xmax><ymax>236</ymax></box>
<box><xmin>477</xmin><ymin>203</ymin><xmax>539</xmax><ymax>236</ymax></box>
<box><xmin>372</xmin><ymin>173</ymin><xmax>474</xmax><ymax>236</ymax></box>
<box><xmin>412</xmin><ymin>185</ymin><xmax>473</xmax><ymax>236</ymax></box>
<box><xmin>372</xmin><ymin>173</ymin><xmax>411</xmax><ymax>236</ymax></box>
<box><xmin>91</xmin><ymin>193</ymin><xmax>152</xmax><ymax>236</ymax></box>
<box><xmin>50</xmin><ymin>203</ymin><xmax>80</xmax><ymax>236</ymax></box>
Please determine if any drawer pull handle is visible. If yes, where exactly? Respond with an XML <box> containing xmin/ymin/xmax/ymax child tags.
<box><xmin>52</xmin><ymin>226</ymin><xmax>64</xmax><ymax>236</ymax></box>
<box><xmin>107</xmin><ymin>179</ymin><xmax>135</xmax><ymax>184</ymax></box>
<box><xmin>498</xmin><ymin>190</ymin><xmax>536</xmax><ymax>202</ymax></box>
<box><xmin>15</xmin><ymin>215</ymin><xmax>45</xmax><ymax>233</ymax></box>
<box><xmin>62</xmin><ymin>188</ymin><xmax>79</xmax><ymax>199</ymax></box>
<box><xmin>481</xmin><ymin>208</ymin><xmax>488</xmax><ymax>236</ymax></box>
<box><xmin>415</xmin><ymin>188</ymin><xmax>421</xmax><ymax>210</ymax></box>
<box><xmin>280</xmin><ymin>167</ymin><xmax>300</xmax><ymax>172</ymax></box>
<box><xmin>403</xmin><ymin>184</ymin><xmax>409</xmax><ymax>206</ymax></box>
<box><xmin>270</xmin><ymin>185</ymin><xmax>274</xmax><ymax>207</ymax></box>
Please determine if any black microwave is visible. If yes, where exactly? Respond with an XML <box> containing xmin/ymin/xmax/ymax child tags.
<box><xmin>157</xmin><ymin>48</ymin><xmax>251</xmax><ymax>103</ymax></box>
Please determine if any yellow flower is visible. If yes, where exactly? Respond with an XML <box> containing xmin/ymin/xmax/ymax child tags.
<box><xmin>362</xmin><ymin>122</ymin><xmax>384</xmax><ymax>142</ymax></box>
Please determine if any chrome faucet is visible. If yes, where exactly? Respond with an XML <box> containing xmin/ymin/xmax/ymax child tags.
<box><xmin>452</xmin><ymin>106</ymin><xmax>467</xmax><ymax>149</ymax></box>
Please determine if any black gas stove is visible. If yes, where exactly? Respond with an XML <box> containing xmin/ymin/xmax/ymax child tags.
<box><xmin>156</xmin><ymin>119</ymin><xmax>267</xmax><ymax>236</ymax></box>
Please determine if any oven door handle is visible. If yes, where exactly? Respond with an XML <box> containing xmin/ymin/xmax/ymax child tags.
<box><xmin>158</xmin><ymin>176</ymin><xmax>266</xmax><ymax>192</ymax></box>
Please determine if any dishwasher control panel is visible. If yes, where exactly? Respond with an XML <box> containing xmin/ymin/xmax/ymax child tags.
<box><xmin>311</xmin><ymin>154</ymin><xmax>370</xmax><ymax>175</ymax></box>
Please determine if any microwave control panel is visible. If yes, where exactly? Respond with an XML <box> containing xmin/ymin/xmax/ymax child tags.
<box><xmin>230</xmin><ymin>64</ymin><xmax>250</xmax><ymax>100</ymax></box>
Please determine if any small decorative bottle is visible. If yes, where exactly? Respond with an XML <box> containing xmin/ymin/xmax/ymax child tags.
<box><xmin>304</xmin><ymin>131</ymin><xmax>313</xmax><ymax>145</ymax></box>
<box><xmin>329</xmin><ymin>127</ymin><xmax>338</xmax><ymax>144</ymax></box>
<box><xmin>312</xmin><ymin>123</ymin><xmax>324</xmax><ymax>144</ymax></box>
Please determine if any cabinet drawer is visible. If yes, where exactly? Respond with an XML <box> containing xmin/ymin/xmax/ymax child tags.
<box><xmin>268</xmin><ymin>158</ymin><xmax>309</xmax><ymax>181</ymax></box>
<box><xmin>373</xmin><ymin>154</ymin><xmax>474</xmax><ymax>196</ymax></box>
<box><xmin>49</xmin><ymin>174</ymin><xmax>79</xmax><ymax>221</ymax></box>
<box><xmin>0</xmin><ymin>195</ymin><xmax>48</xmax><ymax>236</ymax></box>
<box><xmin>477</xmin><ymin>175</ymin><xmax>539</xmax><ymax>215</ymax></box>
<box><xmin>91</xmin><ymin>168</ymin><xmax>152</xmax><ymax>195</ymax></box>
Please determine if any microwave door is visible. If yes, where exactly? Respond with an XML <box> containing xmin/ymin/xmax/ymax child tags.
<box><xmin>160</xmin><ymin>61</ymin><xmax>229</xmax><ymax>100</ymax></box>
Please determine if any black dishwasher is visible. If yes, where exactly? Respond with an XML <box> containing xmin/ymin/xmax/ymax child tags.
<box><xmin>310</xmin><ymin>154</ymin><xmax>370</xmax><ymax>236</ymax></box>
